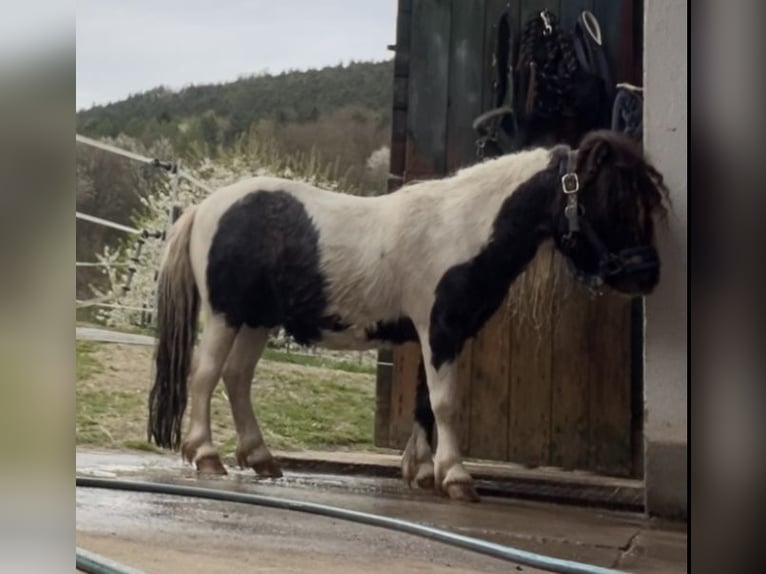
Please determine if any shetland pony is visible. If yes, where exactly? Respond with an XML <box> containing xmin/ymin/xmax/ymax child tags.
<box><xmin>147</xmin><ymin>130</ymin><xmax>668</xmax><ymax>501</ymax></box>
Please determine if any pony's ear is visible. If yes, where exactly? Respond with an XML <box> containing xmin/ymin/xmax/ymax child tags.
<box><xmin>577</xmin><ymin>130</ymin><xmax>644</xmax><ymax>188</ymax></box>
<box><xmin>578</xmin><ymin>130</ymin><xmax>616</xmax><ymax>169</ymax></box>
<box><xmin>581</xmin><ymin>130</ymin><xmax>645</xmax><ymax>165</ymax></box>
<box><xmin>576</xmin><ymin>131</ymin><xmax>617</xmax><ymax>186</ymax></box>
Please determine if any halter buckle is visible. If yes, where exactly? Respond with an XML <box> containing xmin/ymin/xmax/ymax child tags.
<box><xmin>561</xmin><ymin>173</ymin><xmax>579</xmax><ymax>194</ymax></box>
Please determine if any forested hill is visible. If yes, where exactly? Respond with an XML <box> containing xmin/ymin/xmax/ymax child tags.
<box><xmin>76</xmin><ymin>60</ymin><xmax>395</xmax><ymax>302</ymax></box>
<box><xmin>76</xmin><ymin>60</ymin><xmax>394</xmax><ymax>154</ymax></box>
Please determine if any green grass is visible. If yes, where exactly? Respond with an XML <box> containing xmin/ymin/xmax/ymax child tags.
<box><xmin>262</xmin><ymin>348</ymin><xmax>376</xmax><ymax>375</ymax></box>
<box><xmin>220</xmin><ymin>361</ymin><xmax>376</xmax><ymax>451</ymax></box>
<box><xmin>76</xmin><ymin>341</ymin><xmax>103</xmax><ymax>380</ymax></box>
<box><xmin>76</xmin><ymin>387</ymin><xmax>146</xmax><ymax>446</ymax></box>
<box><xmin>76</xmin><ymin>342</ymin><xmax>376</xmax><ymax>454</ymax></box>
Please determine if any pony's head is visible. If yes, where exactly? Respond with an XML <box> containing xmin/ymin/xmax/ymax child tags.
<box><xmin>551</xmin><ymin>130</ymin><xmax>669</xmax><ymax>295</ymax></box>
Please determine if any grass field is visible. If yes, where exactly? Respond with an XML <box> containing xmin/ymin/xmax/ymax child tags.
<box><xmin>76</xmin><ymin>340</ymin><xmax>377</xmax><ymax>454</ymax></box>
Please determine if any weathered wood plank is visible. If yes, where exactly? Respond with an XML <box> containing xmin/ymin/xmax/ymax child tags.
<box><xmin>549</xmin><ymin>257</ymin><xmax>592</xmax><ymax>470</ymax></box>
<box><xmin>446</xmin><ymin>0</ymin><xmax>486</xmax><ymax>170</ymax></box>
<box><xmin>482</xmin><ymin>0</ymin><xmax>516</xmax><ymax>112</ymax></box>
<box><xmin>454</xmin><ymin>340</ymin><xmax>473</xmax><ymax>453</ymax></box>
<box><xmin>389</xmin><ymin>342</ymin><xmax>423</xmax><ymax>448</ymax></box>
<box><xmin>374</xmin><ymin>349</ymin><xmax>394</xmax><ymax>447</ymax></box>
<box><xmin>507</xmin><ymin>247</ymin><xmax>554</xmax><ymax>466</ymax></box>
<box><xmin>468</xmin><ymin>296</ymin><xmax>511</xmax><ymax>460</ymax></box>
<box><xmin>389</xmin><ymin>105</ymin><xmax>408</xmax><ymax>186</ymax></box>
<box><xmin>393</xmin><ymin>0</ymin><xmax>413</xmax><ymax>78</ymax></box>
<box><xmin>587</xmin><ymin>291</ymin><xmax>633</xmax><ymax>476</ymax></box>
<box><xmin>405</xmin><ymin>0</ymin><xmax>452</xmax><ymax>179</ymax></box>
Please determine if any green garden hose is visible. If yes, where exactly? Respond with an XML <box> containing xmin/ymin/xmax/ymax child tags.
<box><xmin>77</xmin><ymin>476</ymin><xmax>627</xmax><ymax>574</ymax></box>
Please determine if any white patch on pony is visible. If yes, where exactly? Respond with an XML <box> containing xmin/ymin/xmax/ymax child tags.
<box><xmin>188</xmin><ymin>149</ymin><xmax>552</xmax><ymax>337</ymax></box>
<box><xmin>416</xmin><ymin>339</ymin><xmax>470</xmax><ymax>491</ymax></box>
<box><xmin>401</xmin><ymin>421</ymin><xmax>435</xmax><ymax>488</ymax></box>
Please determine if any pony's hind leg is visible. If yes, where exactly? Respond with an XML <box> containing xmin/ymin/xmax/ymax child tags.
<box><xmin>222</xmin><ymin>326</ymin><xmax>282</xmax><ymax>478</ymax></box>
<box><xmin>401</xmin><ymin>359</ymin><xmax>436</xmax><ymax>490</ymax></box>
<box><xmin>181</xmin><ymin>312</ymin><xmax>236</xmax><ymax>474</ymax></box>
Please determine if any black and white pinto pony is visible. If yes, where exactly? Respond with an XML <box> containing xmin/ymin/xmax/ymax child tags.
<box><xmin>147</xmin><ymin>130</ymin><xmax>668</xmax><ymax>502</ymax></box>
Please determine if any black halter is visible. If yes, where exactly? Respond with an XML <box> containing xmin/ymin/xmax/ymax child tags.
<box><xmin>557</xmin><ymin>150</ymin><xmax>659</xmax><ymax>293</ymax></box>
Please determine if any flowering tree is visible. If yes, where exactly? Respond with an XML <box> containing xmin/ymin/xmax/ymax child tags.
<box><xmin>87</xmin><ymin>136</ymin><xmax>363</xmax><ymax>348</ymax></box>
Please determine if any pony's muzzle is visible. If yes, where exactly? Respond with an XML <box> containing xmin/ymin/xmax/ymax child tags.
<box><xmin>605</xmin><ymin>246</ymin><xmax>660</xmax><ymax>295</ymax></box>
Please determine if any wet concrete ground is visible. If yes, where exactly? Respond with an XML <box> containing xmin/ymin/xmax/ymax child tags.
<box><xmin>76</xmin><ymin>450</ymin><xmax>687</xmax><ymax>573</ymax></box>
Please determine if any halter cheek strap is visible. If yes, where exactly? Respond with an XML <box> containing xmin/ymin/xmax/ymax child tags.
<box><xmin>560</xmin><ymin>149</ymin><xmax>580</xmax><ymax>238</ymax></box>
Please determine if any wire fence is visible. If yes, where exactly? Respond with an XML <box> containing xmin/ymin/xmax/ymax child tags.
<box><xmin>75</xmin><ymin>133</ymin><xmax>193</xmax><ymax>317</ymax></box>
<box><xmin>74</xmin><ymin>133</ymin><xmax>377</xmax><ymax>367</ymax></box>
<box><xmin>76</xmin><ymin>211</ymin><xmax>143</xmax><ymax>235</ymax></box>
<box><xmin>76</xmin><ymin>261</ymin><xmax>132</xmax><ymax>268</ymax></box>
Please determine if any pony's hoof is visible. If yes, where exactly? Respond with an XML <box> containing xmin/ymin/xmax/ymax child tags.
<box><xmin>237</xmin><ymin>449</ymin><xmax>283</xmax><ymax>478</ymax></box>
<box><xmin>445</xmin><ymin>482</ymin><xmax>480</xmax><ymax>502</ymax></box>
<box><xmin>196</xmin><ymin>454</ymin><xmax>228</xmax><ymax>476</ymax></box>
<box><xmin>413</xmin><ymin>461</ymin><xmax>435</xmax><ymax>490</ymax></box>
<box><xmin>181</xmin><ymin>442</ymin><xmax>195</xmax><ymax>464</ymax></box>
<box><xmin>402</xmin><ymin>451</ymin><xmax>434</xmax><ymax>491</ymax></box>
<box><xmin>252</xmin><ymin>458</ymin><xmax>283</xmax><ymax>478</ymax></box>
<box><xmin>415</xmin><ymin>473</ymin><xmax>435</xmax><ymax>490</ymax></box>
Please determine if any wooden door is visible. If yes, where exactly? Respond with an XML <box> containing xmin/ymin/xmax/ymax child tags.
<box><xmin>375</xmin><ymin>0</ymin><xmax>643</xmax><ymax>478</ymax></box>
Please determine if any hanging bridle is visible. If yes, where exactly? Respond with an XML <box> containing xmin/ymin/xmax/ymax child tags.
<box><xmin>557</xmin><ymin>150</ymin><xmax>659</xmax><ymax>294</ymax></box>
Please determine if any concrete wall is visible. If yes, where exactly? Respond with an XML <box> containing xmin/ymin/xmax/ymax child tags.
<box><xmin>642</xmin><ymin>0</ymin><xmax>688</xmax><ymax>519</ymax></box>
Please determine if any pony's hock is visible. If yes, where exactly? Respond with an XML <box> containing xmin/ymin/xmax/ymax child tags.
<box><xmin>147</xmin><ymin>130</ymin><xmax>668</xmax><ymax>502</ymax></box>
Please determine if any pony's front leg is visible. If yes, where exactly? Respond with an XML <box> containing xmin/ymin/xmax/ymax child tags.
<box><xmin>419</xmin><ymin>343</ymin><xmax>479</xmax><ymax>502</ymax></box>
<box><xmin>181</xmin><ymin>312</ymin><xmax>236</xmax><ymax>474</ymax></box>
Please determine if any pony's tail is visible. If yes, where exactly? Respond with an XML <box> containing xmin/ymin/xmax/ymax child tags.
<box><xmin>147</xmin><ymin>206</ymin><xmax>200</xmax><ymax>450</ymax></box>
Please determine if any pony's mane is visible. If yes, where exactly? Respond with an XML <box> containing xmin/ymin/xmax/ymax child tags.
<box><xmin>395</xmin><ymin>146</ymin><xmax>552</xmax><ymax>194</ymax></box>
<box><xmin>453</xmin><ymin>147</ymin><xmax>551</xmax><ymax>181</ymax></box>
<box><xmin>577</xmin><ymin>130</ymin><xmax>671</xmax><ymax>221</ymax></box>
<box><xmin>394</xmin><ymin>131</ymin><xmax>670</xmax><ymax>224</ymax></box>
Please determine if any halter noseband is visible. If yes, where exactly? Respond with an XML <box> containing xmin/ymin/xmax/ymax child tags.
<box><xmin>558</xmin><ymin>150</ymin><xmax>659</xmax><ymax>294</ymax></box>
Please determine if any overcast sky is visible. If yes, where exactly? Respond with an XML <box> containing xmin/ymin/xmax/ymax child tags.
<box><xmin>76</xmin><ymin>0</ymin><xmax>397</xmax><ymax>111</ymax></box>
